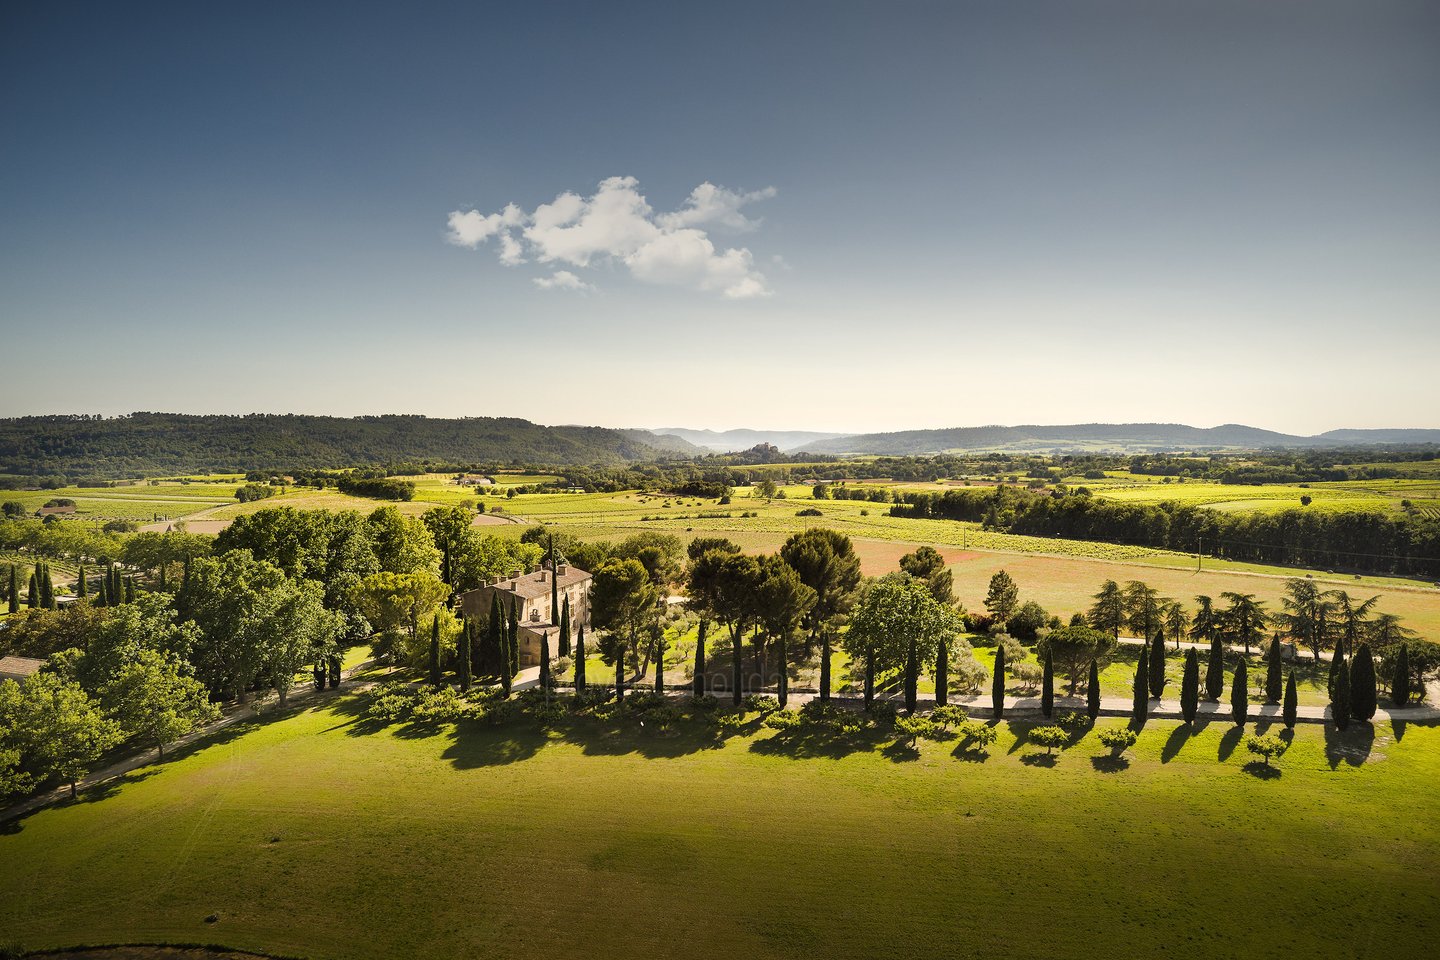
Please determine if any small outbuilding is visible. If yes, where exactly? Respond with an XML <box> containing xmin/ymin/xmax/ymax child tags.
<box><xmin>0</xmin><ymin>655</ymin><xmax>45</xmax><ymax>684</ymax></box>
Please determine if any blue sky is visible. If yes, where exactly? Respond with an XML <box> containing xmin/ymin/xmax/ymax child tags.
<box><xmin>1</xmin><ymin>1</ymin><xmax>1437</xmax><ymax>434</ymax></box>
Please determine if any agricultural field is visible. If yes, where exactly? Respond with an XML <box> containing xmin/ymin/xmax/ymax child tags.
<box><xmin>1070</xmin><ymin>472</ymin><xmax>1438</xmax><ymax>515</ymax></box>
<box><xmin>1</xmin><ymin>695</ymin><xmax>1435</xmax><ymax>960</ymax></box>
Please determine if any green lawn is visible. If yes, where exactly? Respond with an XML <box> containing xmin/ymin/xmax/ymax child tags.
<box><xmin>1</xmin><ymin>693</ymin><xmax>1436</xmax><ymax>960</ymax></box>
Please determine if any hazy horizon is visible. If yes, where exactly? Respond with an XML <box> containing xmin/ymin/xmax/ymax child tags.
<box><xmin>2</xmin><ymin>1</ymin><xmax>1437</xmax><ymax>434</ymax></box>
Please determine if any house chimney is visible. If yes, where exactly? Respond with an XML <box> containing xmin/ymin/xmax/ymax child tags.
<box><xmin>557</xmin><ymin>564</ymin><xmax>568</xmax><ymax>576</ymax></box>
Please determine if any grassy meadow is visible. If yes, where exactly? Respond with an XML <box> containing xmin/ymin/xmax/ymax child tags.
<box><xmin>1</xmin><ymin>694</ymin><xmax>1435</xmax><ymax>960</ymax></box>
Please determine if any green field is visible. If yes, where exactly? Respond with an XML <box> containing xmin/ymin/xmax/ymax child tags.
<box><xmin>1</xmin><ymin>694</ymin><xmax>1435</xmax><ymax>959</ymax></box>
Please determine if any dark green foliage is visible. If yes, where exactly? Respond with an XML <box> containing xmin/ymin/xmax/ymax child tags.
<box><xmin>1391</xmin><ymin>643</ymin><xmax>1411</xmax><ymax>706</ymax></box>
<box><xmin>774</xmin><ymin>636</ymin><xmax>783</xmax><ymax>707</ymax></box>
<box><xmin>991</xmin><ymin>643</ymin><xmax>1006</xmax><ymax>719</ymax></box>
<box><xmin>0</xmin><ymin>412</ymin><xmax>669</xmax><ymax>478</ymax></box>
<box><xmin>615</xmin><ymin>643</ymin><xmax>625</xmax><ymax>704</ymax></box>
<box><xmin>1350</xmin><ymin>643</ymin><xmax>1377</xmax><ymax>721</ymax></box>
<box><xmin>458</xmin><ymin>620</ymin><xmax>472</xmax><ymax>692</ymax></box>
<box><xmin>863</xmin><ymin>645</ymin><xmax>875</xmax><ymax>710</ymax></box>
<box><xmin>1265</xmin><ymin>637</ymin><xmax>1283</xmax><ymax>703</ymax></box>
<box><xmin>539</xmin><ymin>631</ymin><xmax>551</xmax><ymax>691</ymax></box>
<box><xmin>7</xmin><ymin>564</ymin><xmax>17</xmax><ymax>614</ymax></box>
<box><xmin>1181</xmin><ymin>648</ymin><xmax>1199</xmax><ymax>724</ymax></box>
<box><xmin>558</xmin><ymin>596</ymin><xmax>571</xmax><ymax>658</ymax></box>
<box><xmin>329</xmin><ymin>655</ymin><xmax>341</xmax><ymax>688</ymax></box>
<box><xmin>693</xmin><ymin>620</ymin><xmax>706</xmax><ymax>697</ymax></box>
<box><xmin>507</xmin><ymin>599</ymin><xmax>519</xmax><ymax>677</ymax></box>
<box><xmin>1205</xmin><ymin>636</ymin><xmax>1225</xmax><ymax>701</ymax></box>
<box><xmin>934</xmin><ymin>637</ymin><xmax>948</xmax><ymax>707</ymax></box>
<box><xmin>1283</xmin><ymin>671</ymin><xmax>1297</xmax><ymax>728</ymax></box>
<box><xmin>1086</xmin><ymin>658</ymin><xmax>1100</xmax><ymax>720</ymax></box>
<box><xmin>818</xmin><ymin>635</ymin><xmax>830</xmax><ymax>702</ymax></box>
<box><xmin>27</xmin><ymin>572</ymin><xmax>37</xmax><ymax>609</ymax></box>
<box><xmin>1041</xmin><ymin>648</ymin><xmax>1054</xmax><ymax>718</ymax></box>
<box><xmin>313</xmin><ymin>661</ymin><xmax>327</xmax><ymax>691</ymax></box>
<box><xmin>1132</xmin><ymin>643</ymin><xmax>1149</xmax><ymax>724</ymax></box>
<box><xmin>76</xmin><ymin>563</ymin><xmax>87</xmax><ymax>601</ymax></box>
<box><xmin>487</xmin><ymin>594</ymin><xmax>504</xmax><ymax>676</ymax></box>
<box><xmin>575</xmin><ymin>624</ymin><xmax>587</xmax><ymax>693</ymax></box>
<box><xmin>1147</xmin><ymin>631</ymin><xmax>1165</xmax><ymax>699</ymax></box>
<box><xmin>428</xmin><ymin>615</ymin><xmax>442</xmax><ymax>687</ymax></box>
<box><xmin>904</xmin><ymin>635</ymin><xmax>918</xmax><ymax>713</ymax></box>
<box><xmin>1327</xmin><ymin>646</ymin><xmax>1342</xmax><ymax>699</ymax></box>
<box><xmin>733</xmin><ymin>629</ymin><xmax>744</xmax><ymax>707</ymax></box>
<box><xmin>1331</xmin><ymin>656</ymin><xmax>1351</xmax><ymax>730</ymax></box>
<box><xmin>1231</xmin><ymin>659</ymin><xmax>1248</xmax><ymax>728</ymax></box>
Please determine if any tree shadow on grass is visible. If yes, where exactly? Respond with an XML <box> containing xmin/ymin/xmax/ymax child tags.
<box><xmin>1089</xmin><ymin>754</ymin><xmax>1129</xmax><ymax>773</ymax></box>
<box><xmin>1020</xmin><ymin>752</ymin><xmax>1057</xmax><ymax>768</ymax></box>
<box><xmin>750</xmin><ymin>724</ymin><xmax>887</xmax><ymax>761</ymax></box>
<box><xmin>880</xmin><ymin>740</ymin><xmax>921</xmax><ymax>763</ymax></box>
<box><xmin>1161</xmin><ymin>723</ymin><xmax>1192</xmax><ymax>763</ymax></box>
<box><xmin>1218</xmin><ymin>725</ymin><xmax>1244</xmax><ymax>761</ymax></box>
<box><xmin>1242</xmin><ymin>761</ymin><xmax>1282</xmax><ymax>780</ymax></box>
<box><xmin>442</xmin><ymin>721</ymin><xmax>547</xmax><ymax>768</ymax></box>
<box><xmin>1323</xmin><ymin>721</ymin><xmax>1375</xmax><ymax>769</ymax></box>
<box><xmin>1253</xmin><ymin>716</ymin><xmax>1278</xmax><ymax>736</ymax></box>
<box><xmin>1005</xmin><ymin>721</ymin><xmax>1030</xmax><ymax>755</ymax></box>
<box><xmin>1392</xmin><ymin>718</ymin><xmax>1407</xmax><ymax>742</ymax></box>
<box><xmin>951</xmin><ymin>743</ymin><xmax>992</xmax><ymax>763</ymax></box>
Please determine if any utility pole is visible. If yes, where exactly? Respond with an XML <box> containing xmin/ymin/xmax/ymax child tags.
<box><xmin>1196</xmin><ymin>536</ymin><xmax>1202</xmax><ymax>573</ymax></box>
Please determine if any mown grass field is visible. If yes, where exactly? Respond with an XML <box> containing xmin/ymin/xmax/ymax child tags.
<box><xmin>1</xmin><ymin>695</ymin><xmax>1435</xmax><ymax>960</ymax></box>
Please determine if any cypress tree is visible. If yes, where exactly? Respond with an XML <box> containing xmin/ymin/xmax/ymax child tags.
<box><xmin>124</xmin><ymin>575</ymin><xmax>136</xmax><ymax>604</ymax></box>
<box><xmin>1132</xmin><ymin>643</ymin><xmax>1149</xmax><ymax>725</ymax></box>
<box><xmin>540</xmin><ymin>631</ymin><xmax>551</xmax><ymax>694</ymax></box>
<box><xmin>76</xmin><ymin>563</ymin><xmax>87</xmax><ymax>601</ymax></box>
<box><xmin>991</xmin><ymin>643</ymin><xmax>1006</xmax><ymax>720</ymax></box>
<box><xmin>1205</xmin><ymin>636</ymin><xmax>1225</xmax><ymax>701</ymax></box>
<box><xmin>1231</xmin><ymin>658</ymin><xmax>1248</xmax><ymax>728</ymax></box>
<box><xmin>773</xmin><ymin>635</ymin><xmax>782</xmax><ymax>707</ymax></box>
<box><xmin>1331</xmin><ymin>657</ymin><xmax>1351</xmax><ymax>730</ymax></box>
<box><xmin>819</xmin><ymin>632</ymin><xmax>832</xmax><ymax>703</ymax></box>
<box><xmin>508</xmin><ymin>599</ymin><xmax>520</xmax><ymax>676</ymax></box>
<box><xmin>575</xmin><ymin>624</ymin><xmax>587</xmax><ymax>693</ymax></box>
<box><xmin>1265</xmin><ymin>637</ymin><xmax>1283</xmax><ymax>703</ymax></box>
<box><xmin>1392</xmin><ymin>643</ymin><xmax>1411</xmax><ymax>707</ymax></box>
<box><xmin>693</xmin><ymin>621</ymin><xmax>706</xmax><ymax>697</ymax></box>
<box><xmin>488</xmin><ymin>594</ymin><xmax>504</xmax><ymax>675</ymax></box>
<box><xmin>26</xmin><ymin>572</ymin><xmax>38</xmax><ymax>609</ymax></box>
<box><xmin>1087</xmin><ymin>658</ymin><xmax>1101</xmax><ymax>721</ymax></box>
<box><xmin>329</xmin><ymin>655</ymin><xmax>341</xmax><ymax>688</ymax></box>
<box><xmin>733</xmin><ymin>627</ymin><xmax>744</xmax><ymax>707</ymax></box>
<box><xmin>615</xmin><ymin>644</ymin><xmax>625</xmax><ymax>704</ymax></box>
<box><xmin>500</xmin><ymin>645</ymin><xmax>513</xmax><ymax>696</ymax></box>
<box><xmin>559</xmin><ymin>596</ymin><xmax>571</xmax><ymax>658</ymax></box>
<box><xmin>314</xmin><ymin>661</ymin><xmax>327</xmax><ymax>691</ymax></box>
<box><xmin>1041</xmin><ymin>648</ymin><xmax>1054</xmax><ymax>718</ymax></box>
<box><xmin>1283</xmin><ymin>671</ymin><xmax>1298</xmax><ymax>728</ymax></box>
<box><xmin>1327</xmin><ymin>645</ymin><xmax>1343</xmax><ymax>699</ymax></box>
<box><xmin>904</xmin><ymin>634</ymin><xmax>918</xmax><ymax>713</ymax></box>
<box><xmin>934</xmin><ymin>637</ymin><xmax>949</xmax><ymax>708</ymax></box>
<box><xmin>863</xmin><ymin>645</ymin><xmax>875</xmax><ymax>710</ymax></box>
<box><xmin>1181</xmin><ymin>648</ymin><xmax>1199</xmax><ymax>725</ymax></box>
<box><xmin>6</xmin><ymin>565</ymin><xmax>17</xmax><ymax>614</ymax></box>
<box><xmin>39</xmin><ymin>562</ymin><xmax>54</xmax><ymax>609</ymax></box>
<box><xmin>428</xmin><ymin>615</ymin><xmax>442</xmax><ymax>687</ymax></box>
<box><xmin>1350</xmin><ymin>642</ymin><xmax>1377</xmax><ymax>722</ymax></box>
<box><xmin>1147</xmin><ymin>631</ymin><xmax>1165</xmax><ymax>700</ymax></box>
<box><xmin>459</xmin><ymin>619</ymin><xmax>473</xmax><ymax>692</ymax></box>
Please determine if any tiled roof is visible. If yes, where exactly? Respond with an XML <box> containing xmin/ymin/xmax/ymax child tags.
<box><xmin>466</xmin><ymin>565</ymin><xmax>591</xmax><ymax>602</ymax></box>
<box><xmin>0</xmin><ymin>655</ymin><xmax>44</xmax><ymax>677</ymax></box>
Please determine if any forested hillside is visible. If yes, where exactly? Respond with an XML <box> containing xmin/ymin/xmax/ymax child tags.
<box><xmin>0</xmin><ymin>413</ymin><xmax>683</xmax><ymax>480</ymax></box>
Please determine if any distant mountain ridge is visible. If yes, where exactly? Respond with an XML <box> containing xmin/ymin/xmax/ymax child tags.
<box><xmin>653</xmin><ymin>427</ymin><xmax>848</xmax><ymax>453</ymax></box>
<box><xmin>794</xmin><ymin>423</ymin><xmax>1440</xmax><ymax>456</ymax></box>
<box><xmin>0</xmin><ymin>413</ymin><xmax>681</xmax><ymax>479</ymax></box>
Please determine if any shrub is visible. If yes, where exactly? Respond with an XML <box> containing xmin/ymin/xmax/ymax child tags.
<box><xmin>1245</xmin><ymin>734</ymin><xmax>1289</xmax><ymax>767</ymax></box>
<box><xmin>866</xmin><ymin>700</ymin><xmax>898</xmax><ymax>724</ymax></box>
<box><xmin>956</xmin><ymin>719</ymin><xmax>998</xmax><ymax>749</ymax></box>
<box><xmin>951</xmin><ymin>656</ymin><xmax>989</xmax><ymax>694</ymax></box>
<box><xmin>1097</xmin><ymin>727</ymin><xmax>1137</xmax><ymax>756</ymax></box>
<box><xmin>1055</xmin><ymin>710</ymin><xmax>1088</xmax><ymax>731</ymax></box>
<box><xmin>893</xmin><ymin>715</ymin><xmax>936</xmax><ymax>747</ymax></box>
<box><xmin>1028</xmin><ymin>725</ymin><xmax>1068</xmax><ymax>755</ymax></box>
<box><xmin>795</xmin><ymin>507</ymin><xmax>823</xmax><ymax>517</ymax></box>
<box><xmin>365</xmin><ymin>681</ymin><xmax>423</xmax><ymax>722</ymax></box>
<box><xmin>763</xmin><ymin>709</ymin><xmax>802</xmax><ymax>730</ymax></box>
<box><xmin>1011</xmin><ymin>662</ymin><xmax>1043</xmax><ymax>692</ymax></box>
<box><xmin>714</xmin><ymin>710</ymin><xmax>748</xmax><ymax>731</ymax></box>
<box><xmin>743</xmin><ymin>694</ymin><xmax>780</xmax><ymax>715</ymax></box>
<box><xmin>929</xmin><ymin>704</ymin><xmax>968</xmax><ymax>730</ymax></box>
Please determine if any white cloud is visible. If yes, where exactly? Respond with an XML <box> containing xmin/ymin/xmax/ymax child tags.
<box><xmin>532</xmin><ymin>270</ymin><xmax>594</xmax><ymax>292</ymax></box>
<box><xmin>446</xmin><ymin>176</ymin><xmax>775</xmax><ymax>298</ymax></box>
<box><xmin>658</xmin><ymin>182</ymin><xmax>777</xmax><ymax>232</ymax></box>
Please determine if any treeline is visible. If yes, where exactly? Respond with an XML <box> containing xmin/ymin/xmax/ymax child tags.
<box><xmin>0</xmin><ymin>412</ymin><xmax>675</xmax><ymax>480</ymax></box>
<box><xmin>890</xmin><ymin>486</ymin><xmax>1440</xmax><ymax>577</ymax></box>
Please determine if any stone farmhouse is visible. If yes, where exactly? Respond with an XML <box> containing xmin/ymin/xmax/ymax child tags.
<box><xmin>457</xmin><ymin>559</ymin><xmax>591</xmax><ymax>667</ymax></box>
